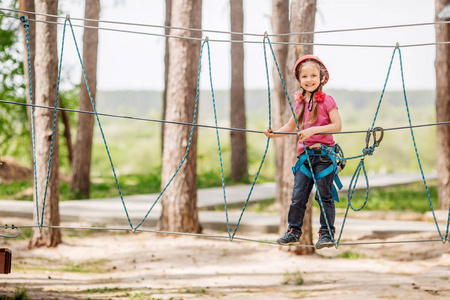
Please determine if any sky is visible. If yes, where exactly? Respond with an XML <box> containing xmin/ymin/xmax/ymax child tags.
<box><xmin>57</xmin><ymin>0</ymin><xmax>437</xmax><ymax>92</ymax></box>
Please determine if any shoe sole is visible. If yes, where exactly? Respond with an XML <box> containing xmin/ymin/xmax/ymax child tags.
<box><xmin>276</xmin><ymin>241</ymin><xmax>300</xmax><ymax>245</ymax></box>
<box><xmin>315</xmin><ymin>242</ymin><xmax>334</xmax><ymax>249</ymax></box>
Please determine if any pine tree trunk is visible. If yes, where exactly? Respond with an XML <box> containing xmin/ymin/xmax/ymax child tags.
<box><xmin>71</xmin><ymin>0</ymin><xmax>100</xmax><ymax>198</ymax></box>
<box><xmin>280</xmin><ymin>0</ymin><xmax>317</xmax><ymax>255</ymax></box>
<box><xmin>230</xmin><ymin>0</ymin><xmax>248</xmax><ymax>182</ymax></box>
<box><xmin>435</xmin><ymin>0</ymin><xmax>450</xmax><ymax>210</ymax></box>
<box><xmin>271</xmin><ymin>0</ymin><xmax>289</xmax><ymax>215</ymax></box>
<box><xmin>19</xmin><ymin>0</ymin><xmax>35</xmax><ymax>165</ymax></box>
<box><xmin>159</xmin><ymin>0</ymin><xmax>202</xmax><ymax>233</ymax></box>
<box><xmin>30</xmin><ymin>0</ymin><xmax>61</xmax><ymax>248</ymax></box>
<box><xmin>162</xmin><ymin>0</ymin><xmax>171</xmax><ymax>155</ymax></box>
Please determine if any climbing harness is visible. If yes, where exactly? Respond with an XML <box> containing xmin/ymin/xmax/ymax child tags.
<box><xmin>291</xmin><ymin>145</ymin><xmax>344</xmax><ymax>202</ymax></box>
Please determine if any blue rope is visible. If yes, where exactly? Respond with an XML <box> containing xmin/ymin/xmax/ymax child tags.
<box><xmin>263</xmin><ymin>36</ymin><xmax>336</xmax><ymax>245</ymax></box>
<box><xmin>20</xmin><ymin>16</ymin><xmax>64</xmax><ymax>227</ymax></box>
<box><xmin>134</xmin><ymin>39</ymin><xmax>203</xmax><ymax>230</ymax></box>
<box><xmin>397</xmin><ymin>47</ymin><xmax>449</xmax><ymax>243</ymax></box>
<box><xmin>65</xmin><ymin>19</ymin><xmax>134</xmax><ymax>229</ymax></box>
<box><xmin>20</xmin><ymin>16</ymin><xmax>39</xmax><ymax>225</ymax></box>
<box><xmin>201</xmin><ymin>37</ymin><xmax>271</xmax><ymax>241</ymax></box>
<box><xmin>20</xmin><ymin>14</ymin><xmax>448</xmax><ymax>245</ymax></box>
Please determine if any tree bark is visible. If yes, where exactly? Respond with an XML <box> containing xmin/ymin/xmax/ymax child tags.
<box><xmin>280</xmin><ymin>0</ymin><xmax>317</xmax><ymax>255</ymax></box>
<box><xmin>162</xmin><ymin>0</ymin><xmax>171</xmax><ymax>155</ymax></box>
<box><xmin>30</xmin><ymin>0</ymin><xmax>61</xmax><ymax>248</ymax></box>
<box><xmin>71</xmin><ymin>0</ymin><xmax>100</xmax><ymax>198</ymax></box>
<box><xmin>19</xmin><ymin>0</ymin><xmax>36</xmax><ymax>164</ymax></box>
<box><xmin>60</xmin><ymin>100</ymin><xmax>73</xmax><ymax>165</ymax></box>
<box><xmin>230</xmin><ymin>0</ymin><xmax>248</xmax><ymax>182</ymax></box>
<box><xmin>271</xmin><ymin>0</ymin><xmax>289</xmax><ymax>214</ymax></box>
<box><xmin>159</xmin><ymin>0</ymin><xmax>202</xmax><ymax>233</ymax></box>
<box><xmin>435</xmin><ymin>0</ymin><xmax>450</xmax><ymax>210</ymax></box>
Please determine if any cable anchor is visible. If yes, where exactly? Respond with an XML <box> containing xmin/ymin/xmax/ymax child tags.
<box><xmin>1</xmin><ymin>224</ymin><xmax>20</xmax><ymax>238</ymax></box>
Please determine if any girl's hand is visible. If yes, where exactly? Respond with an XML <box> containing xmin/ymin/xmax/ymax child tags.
<box><xmin>263</xmin><ymin>128</ymin><xmax>274</xmax><ymax>138</ymax></box>
<box><xmin>297</xmin><ymin>127</ymin><xmax>316</xmax><ymax>142</ymax></box>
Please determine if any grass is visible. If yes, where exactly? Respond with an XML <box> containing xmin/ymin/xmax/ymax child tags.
<box><xmin>282</xmin><ymin>271</ymin><xmax>304</xmax><ymax>285</ymax></box>
<box><xmin>337</xmin><ymin>180</ymin><xmax>438</xmax><ymax>213</ymax></box>
<box><xmin>0</xmin><ymin>175</ymin><xmax>439</xmax><ymax>214</ymax></box>
<box><xmin>211</xmin><ymin>180</ymin><xmax>438</xmax><ymax>214</ymax></box>
<box><xmin>14</xmin><ymin>258</ymin><xmax>109</xmax><ymax>273</ymax></box>
<box><xmin>0</xmin><ymin>165</ymin><xmax>272</xmax><ymax>201</ymax></box>
<box><xmin>338</xmin><ymin>250</ymin><xmax>365</xmax><ymax>259</ymax></box>
<box><xmin>0</xmin><ymin>287</ymin><xmax>29</xmax><ymax>300</ymax></box>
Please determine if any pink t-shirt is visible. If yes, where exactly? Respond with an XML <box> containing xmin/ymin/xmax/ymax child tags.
<box><xmin>294</xmin><ymin>93</ymin><xmax>338</xmax><ymax>154</ymax></box>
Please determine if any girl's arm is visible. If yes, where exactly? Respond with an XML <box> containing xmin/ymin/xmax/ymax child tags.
<box><xmin>263</xmin><ymin>115</ymin><xmax>298</xmax><ymax>138</ymax></box>
<box><xmin>297</xmin><ymin>108</ymin><xmax>342</xmax><ymax>143</ymax></box>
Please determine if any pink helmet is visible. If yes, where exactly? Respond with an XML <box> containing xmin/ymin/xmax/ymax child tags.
<box><xmin>294</xmin><ymin>55</ymin><xmax>329</xmax><ymax>85</ymax></box>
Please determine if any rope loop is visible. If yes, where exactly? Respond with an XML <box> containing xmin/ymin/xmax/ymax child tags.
<box><xmin>20</xmin><ymin>15</ymin><xmax>29</xmax><ymax>27</ymax></box>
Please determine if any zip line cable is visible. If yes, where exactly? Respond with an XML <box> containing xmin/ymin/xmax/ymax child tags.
<box><xmin>2</xmin><ymin>224</ymin><xmax>448</xmax><ymax>246</ymax></box>
<box><xmin>2</xmin><ymin>6</ymin><xmax>450</xmax><ymax>39</ymax></box>
<box><xmin>1</xmin><ymin>99</ymin><xmax>449</xmax><ymax>136</ymax></box>
<box><xmin>1</xmin><ymin>8</ymin><xmax>450</xmax><ymax>48</ymax></box>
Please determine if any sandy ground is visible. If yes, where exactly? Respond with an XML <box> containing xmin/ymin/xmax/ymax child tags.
<box><xmin>0</xmin><ymin>217</ymin><xmax>449</xmax><ymax>300</ymax></box>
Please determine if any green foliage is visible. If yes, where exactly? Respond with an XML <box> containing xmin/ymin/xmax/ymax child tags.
<box><xmin>13</xmin><ymin>286</ymin><xmax>28</xmax><ymax>300</ymax></box>
<box><xmin>0</xmin><ymin>0</ymin><xmax>28</xmax><ymax>159</ymax></box>
<box><xmin>58</xmin><ymin>86</ymin><xmax>80</xmax><ymax>173</ymax></box>
<box><xmin>337</xmin><ymin>181</ymin><xmax>438</xmax><ymax>213</ymax></box>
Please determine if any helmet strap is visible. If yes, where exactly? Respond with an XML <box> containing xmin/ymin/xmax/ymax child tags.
<box><xmin>307</xmin><ymin>85</ymin><xmax>321</xmax><ymax>112</ymax></box>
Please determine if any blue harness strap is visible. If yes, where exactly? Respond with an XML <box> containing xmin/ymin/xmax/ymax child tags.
<box><xmin>292</xmin><ymin>146</ymin><xmax>343</xmax><ymax>202</ymax></box>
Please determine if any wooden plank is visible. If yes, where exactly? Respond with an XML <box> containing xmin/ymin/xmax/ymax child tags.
<box><xmin>0</xmin><ymin>248</ymin><xmax>12</xmax><ymax>274</ymax></box>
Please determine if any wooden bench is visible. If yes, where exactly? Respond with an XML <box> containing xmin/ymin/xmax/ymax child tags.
<box><xmin>0</xmin><ymin>248</ymin><xmax>12</xmax><ymax>274</ymax></box>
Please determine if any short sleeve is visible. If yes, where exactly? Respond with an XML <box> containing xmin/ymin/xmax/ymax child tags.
<box><xmin>325</xmin><ymin>95</ymin><xmax>338</xmax><ymax>114</ymax></box>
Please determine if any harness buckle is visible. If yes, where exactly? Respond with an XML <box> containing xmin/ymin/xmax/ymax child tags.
<box><xmin>313</xmin><ymin>149</ymin><xmax>322</xmax><ymax>155</ymax></box>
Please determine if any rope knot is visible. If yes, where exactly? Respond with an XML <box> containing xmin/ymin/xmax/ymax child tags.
<box><xmin>362</xmin><ymin>146</ymin><xmax>375</xmax><ymax>156</ymax></box>
<box><xmin>20</xmin><ymin>15</ymin><xmax>29</xmax><ymax>28</ymax></box>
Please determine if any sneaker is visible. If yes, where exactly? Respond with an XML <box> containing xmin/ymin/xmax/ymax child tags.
<box><xmin>276</xmin><ymin>228</ymin><xmax>301</xmax><ymax>245</ymax></box>
<box><xmin>315</xmin><ymin>232</ymin><xmax>334</xmax><ymax>249</ymax></box>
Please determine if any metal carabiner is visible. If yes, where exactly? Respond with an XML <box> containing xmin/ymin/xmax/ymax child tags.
<box><xmin>372</xmin><ymin>127</ymin><xmax>384</xmax><ymax>147</ymax></box>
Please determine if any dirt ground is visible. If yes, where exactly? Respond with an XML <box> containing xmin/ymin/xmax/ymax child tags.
<box><xmin>0</xmin><ymin>217</ymin><xmax>449</xmax><ymax>300</ymax></box>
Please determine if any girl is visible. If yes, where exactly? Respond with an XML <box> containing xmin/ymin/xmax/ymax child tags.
<box><xmin>264</xmin><ymin>55</ymin><xmax>342</xmax><ymax>249</ymax></box>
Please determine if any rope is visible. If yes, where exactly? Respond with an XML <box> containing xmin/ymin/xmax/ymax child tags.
<box><xmin>2</xmin><ymin>8</ymin><xmax>450</xmax><ymax>48</ymax></box>
<box><xmin>3</xmin><ymin>7</ymin><xmax>450</xmax><ymax>39</ymax></box>
<box><xmin>1</xmin><ymin>225</ymin><xmax>20</xmax><ymax>238</ymax></box>
<box><xmin>0</xmin><ymin>99</ymin><xmax>448</xmax><ymax>136</ymax></box>
<box><xmin>21</xmin><ymin>15</ymin><xmax>63</xmax><ymax>227</ymax></box>
<box><xmin>5</xmin><ymin>15</ymin><xmax>449</xmax><ymax>248</ymax></box>
<box><xmin>132</xmin><ymin>38</ymin><xmax>203</xmax><ymax>231</ymax></box>
<box><xmin>1</xmin><ymin>224</ymin><xmax>448</xmax><ymax>246</ymax></box>
<box><xmin>398</xmin><ymin>47</ymin><xmax>450</xmax><ymax>243</ymax></box>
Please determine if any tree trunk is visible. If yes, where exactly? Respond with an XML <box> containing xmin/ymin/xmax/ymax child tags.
<box><xmin>435</xmin><ymin>0</ymin><xmax>450</xmax><ymax>210</ymax></box>
<box><xmin>230</xmin><ymin>0</ymin><xmax>248</xmax><ymax>182</ymax></box>
<box><xmin>162</xmin><ymin>0</ymin><xmax>171</xmax><ymax>155</ymax></box>
<box><xmin>271</xmin><ymin>0</ymin><xmax>289</xmax><ymax>214</ymax></box>
<box><xmin>19</xmin><ymin>0</ymin><xmax>35</xmax><ymax>164</ymax></box>
<box><xmin>280</xmin><ymin>0</ymin><xmax>317</xmax><ymax>255</ymax></box>
<box><xmin>60</xmin><ymin>100</ymin><xmax>73</xmax><ymax>165</ymax></box>
<box><xmin>159</xmin><ymin>0</ymin><xmax>202</xmax><ymax>233</ymax></box>
<box><xmin>71</xmin><ymin>0</ymin><xmax>100</xmax><ymax>198</ymax></box>
<box><xmin>30</xmin><ymin>0</ymin><xmax>61</xmax><ymax>248</ymax></box>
